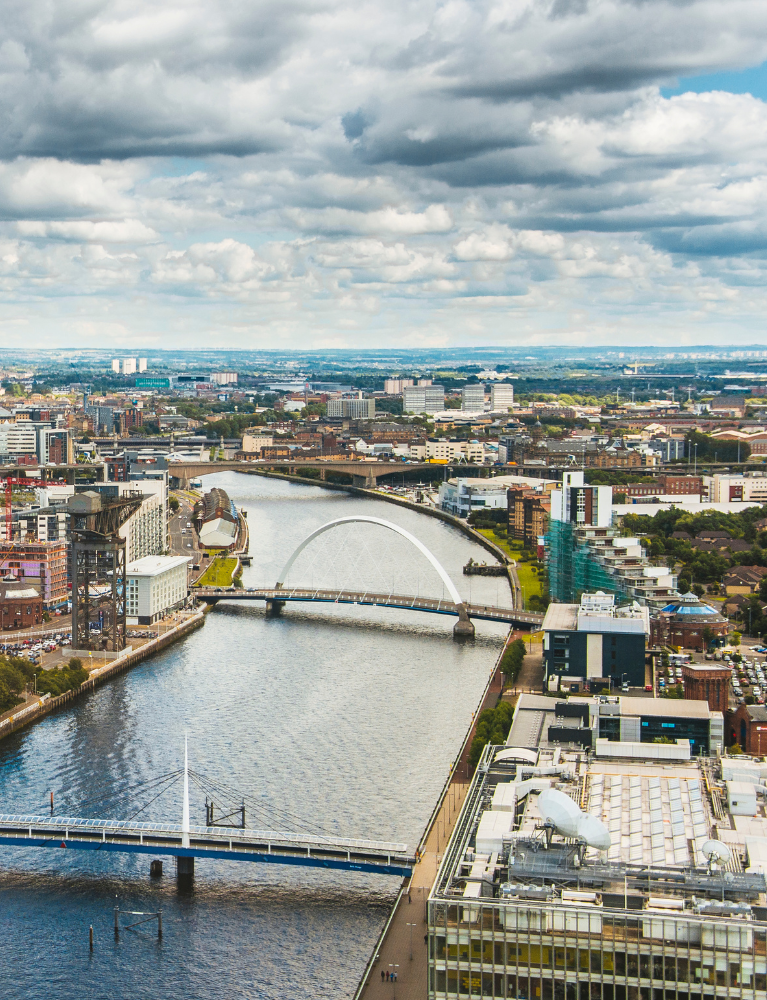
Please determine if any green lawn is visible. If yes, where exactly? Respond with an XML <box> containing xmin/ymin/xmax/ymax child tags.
<box><xmin>476</xmin><ymin>529</ymin><xmax>543</xmax><ymax>608</ymax></box>
<box><xmin>194</xmin><ymin>556</ymin><xmax>238</xmax><ymax>587</ymax></box>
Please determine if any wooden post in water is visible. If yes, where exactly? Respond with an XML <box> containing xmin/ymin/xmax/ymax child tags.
<box><xmin>89</xmin><ymin>925</ymin><xmax>93</xmax><ymax>950</ymax></box>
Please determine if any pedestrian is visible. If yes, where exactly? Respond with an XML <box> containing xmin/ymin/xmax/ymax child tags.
<box><xmin>408</xmin><ymin>892</ymin><xmax>411</xmax><ymax>903</ymax></box>
<box><xmin>381</xmin><ymin>970</ymin><xmax>385</xmax><ymax>982</ymax></box>
<box><xmin>386</xmin><ymin>971</ymin><xmax>390</xmax><ymax>981</ymax></box>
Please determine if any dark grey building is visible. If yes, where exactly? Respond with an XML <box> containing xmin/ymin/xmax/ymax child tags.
<box><xmin>542</xmin><ymin>592</ymin><xmax>649</xmax><ymax>691</ymax></box>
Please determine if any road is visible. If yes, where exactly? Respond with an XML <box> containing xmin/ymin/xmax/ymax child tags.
<box><xmin>168</xmin><ymin>489</ymin><xmax>203</xmax><ymax>579</ymax></box>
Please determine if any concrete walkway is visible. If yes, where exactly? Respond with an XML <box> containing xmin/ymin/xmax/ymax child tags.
<box><xmin>359</xmin><ymin>780</ymin><xmax>468</xmax><ymax>1000</ymax></box>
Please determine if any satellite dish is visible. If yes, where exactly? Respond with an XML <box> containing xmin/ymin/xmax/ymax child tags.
<box><xmin>576</xmin><ymin>813</ymin><xmax>611</xmax><ymax>850</ymax></box>
<box><xmin>538</xmin><ymin>789</ymin><xmax>612</xmax><ymax>850</ymax></box>
<box><xmin>702</xmin><ymin>839</ymin><xmax>732</xmax><ymax>865</ymax></box>
<box><xmin>538</xmin><ymin>789</ymin><xmax>581</xmax><ymax>837</ymax></box>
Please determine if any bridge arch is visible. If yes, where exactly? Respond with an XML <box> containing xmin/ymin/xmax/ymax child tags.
<box><xmin>275</xmin><ymin>515</ymin><xmax>464</xmax><ymax>606</ymax></box>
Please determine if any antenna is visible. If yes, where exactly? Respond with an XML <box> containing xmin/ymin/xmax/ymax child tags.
<box><xmin>182</xmin><ymin>736</ymin><xmax>190</xmax><ymax>849</ymax></box>
<box><xmin>702</xmin><ymin>839</ymin><xmax>731</xmax><ymax>873</ymax></box>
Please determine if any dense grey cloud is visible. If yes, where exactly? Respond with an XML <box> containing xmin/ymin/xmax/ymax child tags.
<box><xmin>0</xmin><ymin>0</ymin><xmax>766</xmax><ymax>345</ymax></box>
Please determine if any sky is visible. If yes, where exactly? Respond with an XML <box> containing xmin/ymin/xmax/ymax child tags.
<box><xmin>2</xmin><ymin>0</ymin><xmax>767</xmax><ymax>351</ymax></box>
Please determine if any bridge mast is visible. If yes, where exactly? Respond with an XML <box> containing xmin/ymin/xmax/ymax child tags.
<box><xmin>177</xmin><ymin>737</ymin><xmax>194</xmax><ymax>878</ymax></box>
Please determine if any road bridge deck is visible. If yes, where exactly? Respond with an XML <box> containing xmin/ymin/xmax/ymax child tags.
<box><xmin>0</xmin><ymin>815</ymin><xmax>415</xmax><ymax>877</ymax></box>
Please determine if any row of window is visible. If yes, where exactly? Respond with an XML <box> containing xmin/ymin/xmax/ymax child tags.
<box><xmin>433</xmin><ymin>941</ymin><xmax>758</xmax><ymax>986</ymax></box>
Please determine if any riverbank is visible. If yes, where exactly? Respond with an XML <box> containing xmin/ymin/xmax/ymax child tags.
<box><xmin>0</xmin><ymin>610</ymin><xmax>206</xmax><ymax>743</ymax></box>
<box><xmin>239</xmin><ymin>466</ymin><xmax>514</xmax><ymax>579</ymax></box>
<box><xmin>353</xmin><ymin>635</ymin><xmax>508</xmax><ymax>1000</ymax></box>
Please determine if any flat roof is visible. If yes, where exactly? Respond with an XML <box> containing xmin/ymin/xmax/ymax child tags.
<box><xmin>127</xmin><ymin>555</ymin><xmax>191</xmax><ymax>577</ymax></box>
<box><xmin>542</xmin><ymin>604</ymin><xmax>579</xmax><ymax>631</ymax></box>
<box><xmin>618</xmin><ymin>695</ymin><xmax>711</xmax><ymax>719</ymax></box>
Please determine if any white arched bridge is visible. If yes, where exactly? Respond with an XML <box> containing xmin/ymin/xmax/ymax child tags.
<box><xmin>195</xmin><ymin>515</ymin><xmax>544</xmax><ymax>636</ymax></box>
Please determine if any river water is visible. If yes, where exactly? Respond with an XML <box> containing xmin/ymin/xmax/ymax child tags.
<box><xmin>0</xmin><ymin>474</ymin><xmax>509</xmax><ymax>1000</ymax></box>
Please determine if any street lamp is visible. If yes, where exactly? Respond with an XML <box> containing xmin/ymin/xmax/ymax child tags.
<box><xmin>389</xmin><ymin>963</ymin><xmax>399</xmax><ymax>997</ymax></box>
<box><xmin>406</xmin><ymin>922</ymin><xmax>416</xmax><ymax>960</ymax></box>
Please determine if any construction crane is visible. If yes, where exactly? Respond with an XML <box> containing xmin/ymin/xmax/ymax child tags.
<box><xmin>67</xmin><ymin>490</ymin><xmax>145</xmax><ymax>652</ymax></box>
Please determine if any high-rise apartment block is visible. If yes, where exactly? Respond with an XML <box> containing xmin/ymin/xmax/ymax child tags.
<box><xmin>384</xmin><ymin>378</ymin><xmax>414</xmax><ymax>394</ymax></box>
<box><xmin>210</xmin><ymin>372</ymin><xmax>238</xmax><ymax>385</ymax></box>
<box><xmin>122</xmin><ymin>358</ymin><xmax>137</xmax><ymax>375</ymax></box>
<box><xmin>490</xmin><ymin>384</ymin><xmax>514</xmax><ymax>411</ymax></box>
<box><xmin>326</xmin><ymin>398</ymin><xmax>375</xmax><ymax>419</ymax></box>
<box><xmin>138</xmin><ymin>358</ymin><xmax>148</xmax><ymax>372</ymax></box>
<box><xmin>461</xmin><ymin>384</ymin><xmax>486</xmax><ymax>412</ymax></box>
<box><xmin>403</xmin><ymin>385</ymin><xmax>445</xmax><ymax>415</ymax></box>
<box><xmin>111</xmin><ymin>359</ymin><xmax>121</xmax><ymax>373</ymax></box>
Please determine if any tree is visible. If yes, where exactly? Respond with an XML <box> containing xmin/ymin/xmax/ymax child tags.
<box><xmin>692</xmin><ymin>584</ymin><xmax>705</xmax><ymax>598</ymax></box>
<box><xmin>733</xmin><ymin>631</ymin><xmax>742</xmax><ymax>647</ymax></box>
<box><xmin>169</xmin><ymin>496</ymin><xmax>180</xmax><ymax>512</ymax></box>
<box><xmin>678</xmin><ymin>577</ymin><xmax>690</xmax><ymax>594</ymax></box>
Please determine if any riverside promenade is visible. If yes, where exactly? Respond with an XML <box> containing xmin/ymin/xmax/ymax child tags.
<box><xmin>355</xmin><ymin>654</ymin><xmax>506</xmax><ymax>1000</ymax></box>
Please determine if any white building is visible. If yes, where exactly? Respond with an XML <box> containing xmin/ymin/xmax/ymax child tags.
<box><xmin>384</xmin><ymin>378</ymin><xmax>414</xmax><ymax>394</ymax></box>
<box><xmin>461</xmin><ymin>384</ymin><xmax>486</xmax><ymax>412</ymax></box>
<box><xmin>0</xmin><ymin>421</ymin><xmax>37</xmax><ymax>458</ymax></box>
<box><xmin>422</xmin><ymin>439</ymin><xmax>485</xmax><ymax>463</ymax></box>
<box><xmin>211</xmin><ymin>372</ymin><xmax>238</xmax><ymax>385</ymax></box>
<box><xmin>241</xmin><ymin>432</ymin><xmax>274</xmax><ymax>453</ymax></box>
<box><xmin>122</xmin><ymin>358</ymin><xmax>137</xmax><ymax>375</ymax></box>
<box><xmin>490</xmin><ymin>383</ymin><xmax>514</xmax><ymax>411</ymax></box>
<box><xmin>326</xmin><ymin>398</ymin><xmax>375</xmax><ymax>419</ymax></box>
<box><xmin>111</xmin><ymin>359</ymin><xmax>121</xmax><ymax>373</ymax></box>
<box><xmin>126</xmin><ymin>555</ymin><xmax>191</xmax><ymax>624</ymax></box>
<box><xmin>710</xmin><ymin>472</ymin><xmax>767</xmax><ymax>504</ymax></box>
<box><xmin>402</xmin><ymin>385</ymin><xmax>445</xmax><ymax>415</ymax></box>
<box><xmin>138</xmin><ymin>358</ymin><xmax>148</xmax><ymax>372</ymax></box>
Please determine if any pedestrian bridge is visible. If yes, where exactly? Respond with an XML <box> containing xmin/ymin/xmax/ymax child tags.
<box><xmin>0</xmin><ymin>815</ymin><xmax>414</xmax><ymax>877</ymax></box>
<box><xmin>194</xmin><ymin>514</ymin><xmax>544</xmax><ymax>635</ymax></box>
<box><xmin>195</xmin><ymin>586</ymin><xmax>543</xmax><ymax>630</ymax></box>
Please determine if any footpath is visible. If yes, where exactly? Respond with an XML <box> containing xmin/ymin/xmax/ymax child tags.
<box><xmin>355</xmin><ymin>652</ymin><xmax>506</xmax><ymax>1000</ymax></box>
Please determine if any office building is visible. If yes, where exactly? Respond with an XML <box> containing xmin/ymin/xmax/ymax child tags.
<box><xmin>542</xmin><ymin>592</ymin><xmax>649</xmax><ymax>690</ymax></box>
<box><xmin>0</xmin><ymin>421</ymin><xmax>37</xmax><ymax>460</ymax></box>
<box><xmin>240</xmin><ymin>432</ymin><xmax>274</xmax><ymax>455</ymax></box>
<box><xmin>461</xmin><ymin>384</ymin><xmax>486</xmax><ymax>412</ymax></box>
<box><xmin>86</xmin><ymin>405</ymin><xmax>115</xmax><ymax>435</ymax></box>
<box><xmin>429</xmin><ymin>707</ymin><xmax>749</xmax><ymax>1000</ymax></box>
<box><xmin>425</xmin><ymin>439</ymin><xmax>485</xmax><ymax>463</ymax></box>
<box><xmin>126</xmin><ymin>555</ymin><xmax>191</xmax><ymax>624</ymax></box>
<box><xmin>710</xmin><ymin>473</ymin><xmax>767</xmax><ymax>504</ymax></box>
<box><xmin>37</xmin><ymin>427</ymin><xmax>74</xmax><ymax>465</ymax></box>
<box><xmin>403</xmin><ymin>385</ymin><xmax>445</xmax><ymax>415</ymax></box>
<box><xmin>490</xmin><ymin>384</ymin><xmax>514</xmax><ymax>412</ymax></box>
<box><xmin>326</xmin><ymin>398</ymin><xmax>376</xmax><ymax>419</ymax></box>
<box><xmin>384</xmin><ymin>378</ymin><xmax>414</xmax><ymax>394</ymax></box>
<box><xmin>135</xmin><ymin>376</ymin><xmax>177</xmax><ymax>390</ymax></box>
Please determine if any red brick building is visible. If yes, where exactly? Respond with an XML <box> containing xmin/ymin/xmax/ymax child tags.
<box><xmin>650</xmin><ymin>592</ymin><xmax>730</xmax><ymax>649</ymax></box>
<box><xmin>729</xmin><ymin>703</ymin><xmax>767</xmax><ymax>754</ymax></box>
<box><xmin>682</xmin><ymin>662</ymin><xmax>731</xmax><ymax>714</ymax></box>
<box><xmin>0</xmin><ymin>579</ymin><xmax>42</xmax><ymax>631</ymax></box>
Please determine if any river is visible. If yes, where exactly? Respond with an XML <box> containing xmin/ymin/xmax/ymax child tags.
<box><xmin>0</xmin><ymin>473</ymin><xmax>509</xmax><ymax>999</ymax></box>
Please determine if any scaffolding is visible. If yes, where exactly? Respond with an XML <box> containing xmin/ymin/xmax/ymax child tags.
<box><xmin>546</xmin><ymin>519</ymin><xmax>622</xmax><ymax>604</ymax></box>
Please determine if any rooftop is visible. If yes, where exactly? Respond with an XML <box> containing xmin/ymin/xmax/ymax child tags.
<box><xmin>126</xmin><ymin>555</ymin><xmax>192</xmax><ymax>577</ymax></box>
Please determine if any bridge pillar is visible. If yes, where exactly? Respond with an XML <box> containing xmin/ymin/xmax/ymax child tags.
<box><xmin>265</xmin><ymin>599</ymin><xmax>285</xmax><ymax>616</ymax></box>
<box><xmin>319</xmin><ymin>468</ymin><xmax>326</xmax><ymax>481</ymax></box>
<box><xmin>453</xmin><ymin>604</ymin><xmax>475</xmax><ymax>639</ymax></box>
<box><xmin>176</xmin><ymin>856</ymin><xmax>194</xmax><ymax>877</ymax></box>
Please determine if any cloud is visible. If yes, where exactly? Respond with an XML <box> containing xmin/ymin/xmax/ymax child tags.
<box><xmin>0</xmin><ymin>0</ymin><xmax>765</xmax><ymax>343</ymax></box>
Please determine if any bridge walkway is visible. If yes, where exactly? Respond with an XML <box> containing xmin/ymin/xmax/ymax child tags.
<box><xmin>194</xmin><ymin>586</ymin><xmax>544</xmax><ymax>628</ymax></box>
<box><xmin>0</xmin><ymin>815</ymin><xmax>414</xmax><ymax>878</ymax></box>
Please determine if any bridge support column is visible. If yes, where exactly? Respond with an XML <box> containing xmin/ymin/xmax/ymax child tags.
<box><xmin>265</xmin><ymin>599</ymin><xmax>285</xmax><ymax>616</ymax></box>
<box><xmin>176</xmin><ymin>856</ymin><xmax>194</xmax><ymax>876</ymax></box>
<box><xmin>319</xmin><ymin>468</ymin><xmax>326</xmax><ymax>481</ymax></box>
<box><xmin>453</xmin><ymin>604</ymin><xmax>475</xmax><ymax>639</ymax></box>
